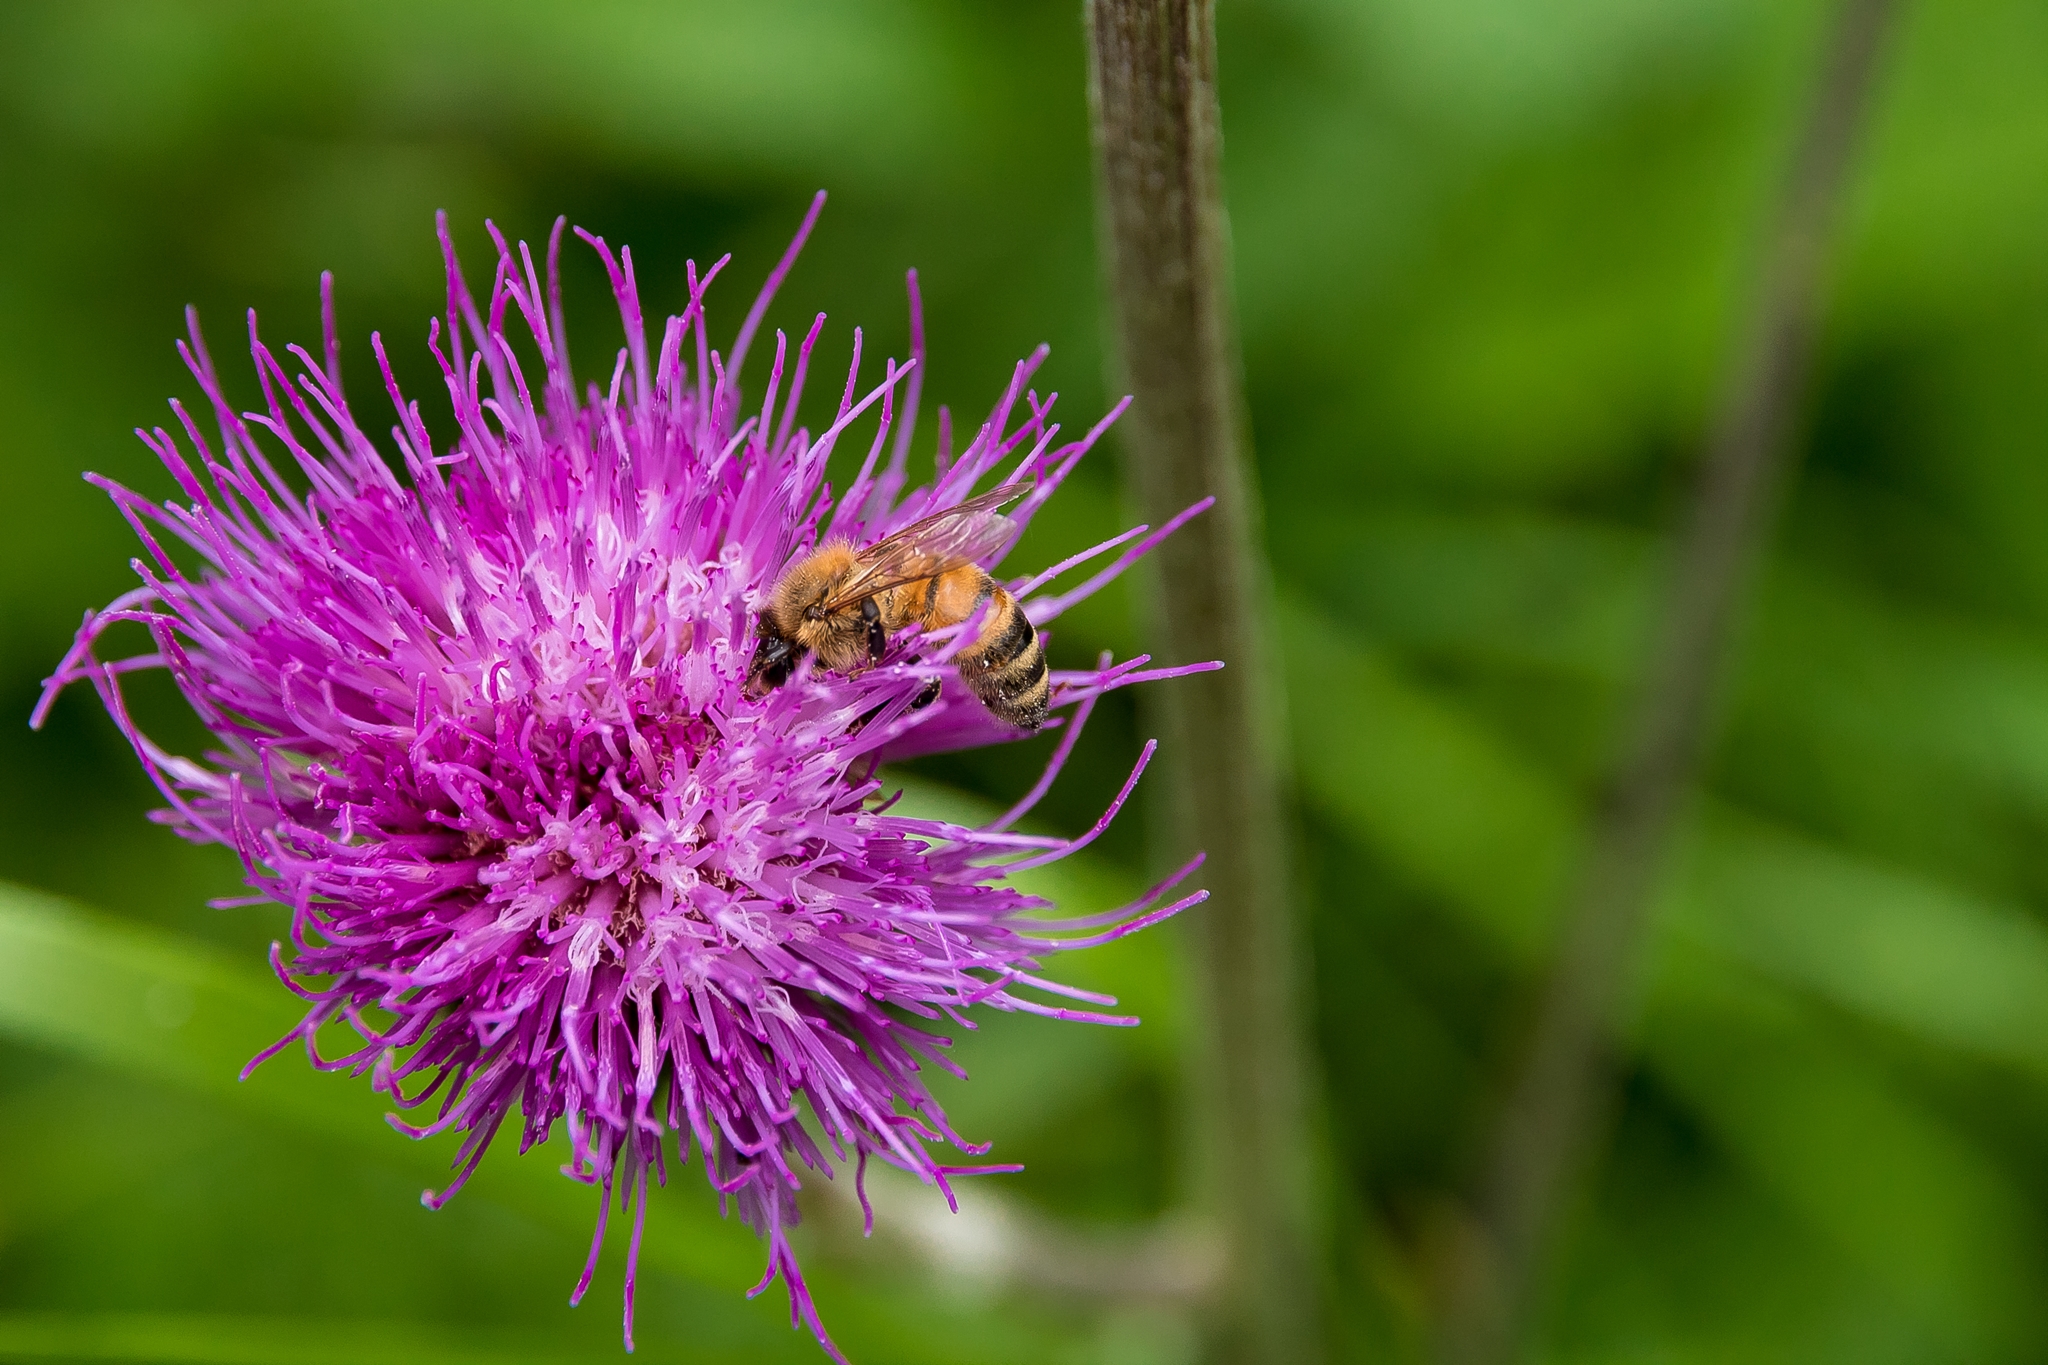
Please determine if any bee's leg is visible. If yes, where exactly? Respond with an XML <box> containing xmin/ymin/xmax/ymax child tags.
<box><xmin>862</xmin><ymin>598</ymin><xmax>888</xmax><ymax>663</ymax></box>
<box><xmin>896</xmin><ymin>641</ymin><xmax>940</xmax><ymax>710</ymax></box>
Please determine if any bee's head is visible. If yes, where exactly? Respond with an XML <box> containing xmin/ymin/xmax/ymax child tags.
<box><xmin>744</xmin><ymin>614</ymin><xmax>800</xmax><ymax>700</ymax></box>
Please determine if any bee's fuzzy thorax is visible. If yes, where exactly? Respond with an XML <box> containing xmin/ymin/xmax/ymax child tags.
<box><xmin>767</xmin><ymin>542</ymin><xmax>858</xmax><ymax>620</ymax></box>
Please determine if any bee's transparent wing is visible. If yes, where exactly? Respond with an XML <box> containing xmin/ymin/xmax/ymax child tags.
<box><xmin>824</xmin><ymin>484</ymin><xmax>1030</xmax><ymax>610</ymax></box>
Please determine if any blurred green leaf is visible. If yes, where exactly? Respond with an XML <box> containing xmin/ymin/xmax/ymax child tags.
<box><xmin>1285</xmin><ymin>593</ymin><xmax>2048</xmax><ymax>1071</ymax></box>
<box><xmin>1645</xmin><ymin>952</ymin><xmax>2035</xmax><ymax>1349</ymax></box>
<box><xmin>3</xmin><ymin>2</ymin><xmax>967</xmax><ymax>181</ymax></box>
<box><xmin>0</xmin><ymin>1312</ymin><xmax>622</xmax><ymax>1365</ymax></box>
<box><xmin>1280</xmin><ymin>595</ymin><xmax>1579</xmax><ymax>958</ymax></box>
<box><xmin>1676</xmin><ymin>812</ymin><xmax>2048</xmax><ymax>1076</ymax></box>
<box><xmin>1285</xmin><ymin>596</ymin><xmax>2048</xmax><ymax>1352</ymax></box>
<box><xmin>1287</xmin><ymin>510</ymin><xmax>2048</xmax><ymax>876</ymax></box>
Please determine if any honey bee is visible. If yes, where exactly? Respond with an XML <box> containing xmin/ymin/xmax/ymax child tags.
<box><xmin>744</xmin><ymin>484</ymin><xmax>1048</xmax><ymax>729</ymax></box>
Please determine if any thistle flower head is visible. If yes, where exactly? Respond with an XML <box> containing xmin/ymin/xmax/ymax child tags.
<box><xmin>36</xmin><ymin>194</ymin><xmax>1212</xmax><ymax>1357</ymax></box>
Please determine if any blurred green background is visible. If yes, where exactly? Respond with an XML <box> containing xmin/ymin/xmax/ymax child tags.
<box><xmin>5</xmin><ymin>1</ymin><xmax>2048</xmax><ymax>1362</ymax></box>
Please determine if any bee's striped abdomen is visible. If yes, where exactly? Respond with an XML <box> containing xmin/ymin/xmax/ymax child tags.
<box><xmin>959</xmin><ymin>583</ymin><xmax>1047</xmax><ymax>730</ymax></box>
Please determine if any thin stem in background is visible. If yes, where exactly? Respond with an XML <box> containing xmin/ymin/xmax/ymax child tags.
<box><xmin>1084</xmin><ymin>3</ymin><xmax>1321</xmax><ymax>1362</ymax></box>
<box><xmin>1437</xmin><ymin>2</ymin><xmax>1901</xmax><ymax>1362</ymax></box>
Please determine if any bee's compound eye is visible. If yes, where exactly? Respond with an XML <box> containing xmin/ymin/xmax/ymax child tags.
<box><xmin>746</xmin><ymin>633</ymin><xmax>799</xmax><ymax>699</ymax></box>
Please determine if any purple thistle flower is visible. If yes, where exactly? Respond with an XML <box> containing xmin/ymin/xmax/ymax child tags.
<box><xmin>35</xmin><ymin>194</ymin><xmax>1215</xmax><ymax>1358</ymax></box>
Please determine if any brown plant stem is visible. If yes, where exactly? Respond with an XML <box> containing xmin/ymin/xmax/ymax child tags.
<box><xmin>1437</xmin><ymin>3</ymin><xmax>1900</xmax><ymax>1362</ymax></box>
<box><xmin>1084</xmin><ymin>3</ymin><xmax>1320</xmax><ymax>1362</ymax></box>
